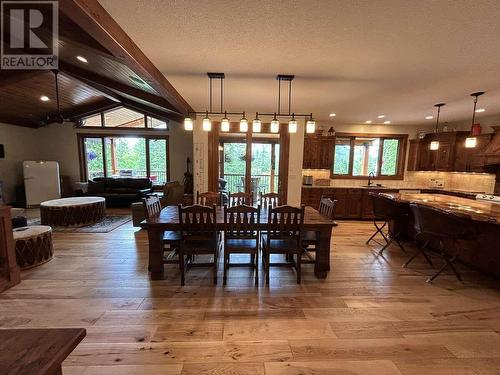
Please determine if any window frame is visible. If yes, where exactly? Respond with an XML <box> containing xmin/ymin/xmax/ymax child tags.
<box><xmin>78</xmin><ymin>106</ymin><xmax>169</xmax><ymax>130</ymax></box>
<box><xmin>330</xmin><ymin>132</ymin><xmax>408</xmax><ymax>180</ymax></box>
<box><xmin>78</xmin><ymin>132</ymin><xmax>170</xmax><ymax>185</ymax></box>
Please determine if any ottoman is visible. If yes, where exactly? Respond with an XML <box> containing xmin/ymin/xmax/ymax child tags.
<box><xmin>13</xmin><ymin>226</ymin><xmax>53</xmax><ymax>269</ymax></box>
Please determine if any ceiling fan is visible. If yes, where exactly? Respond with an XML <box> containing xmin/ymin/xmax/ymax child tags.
<box><xmin>45</xmin><ymin>70</ymin><xmax>73</xmax><ymax>124</ymax></box>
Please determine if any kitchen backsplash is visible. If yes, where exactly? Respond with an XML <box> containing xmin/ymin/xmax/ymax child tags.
<box><xmin>301</xmin><ymin>169</ymin><xmax>496</xmax><ymax>194</ymax></box>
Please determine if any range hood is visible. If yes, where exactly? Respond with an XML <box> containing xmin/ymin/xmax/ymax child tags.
<box><xmin>480</xmin><ymin>126</ymin><xmax>500</xmax><ymax>162</ymax></box>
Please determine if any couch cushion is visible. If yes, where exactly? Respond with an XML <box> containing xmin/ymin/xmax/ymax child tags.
<box><xmin>88</xmin><ymin>180</ymin><xmax>105</xmax><ymax>194</ymax></box>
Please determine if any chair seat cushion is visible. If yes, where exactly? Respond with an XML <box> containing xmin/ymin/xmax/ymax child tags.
<box><xmin>225</xmin><ymin>238</ymin><xmax>258</xmax><ymax>250</ymax></box>
<box><xmin>261</xmin><ymin>234</ymin><xmax>299</xmax><ymax>251</ymax></box>
<box><xmin>163</xmin><ymin>231</ymin><xmax>181</xmax><ymax>242</ymax></box>
<box><xmin>302</xmin><ymin>230</ymin><xmax>318</xmax><ymax>243</ymax></box>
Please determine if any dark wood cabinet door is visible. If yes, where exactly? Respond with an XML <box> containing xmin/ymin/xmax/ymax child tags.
<box><xmin>436</xmin><ymin>141</ymin><xmax>452</xmax><ymax>170</ymax></box>
<box><xmin>319</xmin><ymin>138</ymin><xmax>334</xmax><ymax>169</ymax></box>
<box><xmin>346</xmin><ymin>189</ymin><xmax>362</xmax><ymax>219</ymax></box>
<box><xmin>407</xmin><ymin>140</ymin><xmax>420</xmax><ymax>171</ymax></box>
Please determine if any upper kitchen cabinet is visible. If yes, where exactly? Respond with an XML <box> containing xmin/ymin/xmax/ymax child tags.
<box><xmin>408</xmin><ymin>131</ymin><xmax>493</xmax><ymax>172</ymax></box>
<box><xmin>303</xmin><ymin>134</ymin><xmax>334</xmax><ymax>169</ymax></box>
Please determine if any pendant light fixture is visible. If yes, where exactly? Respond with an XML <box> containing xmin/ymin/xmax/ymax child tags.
<box><xmin>185</xmin><ymin>72</ymin><xmax>314</xmax><ymax>134</ymax></box>
<box><xmin>220</xmin><ymin>111</ymin><xmax>230</xmax><ymax>132</ymax></box>
<box><xmin>465</xmin><ymin>91</ymin><xmax>485</xmax><ymax>148</ymax></box>
<box><xmin>306</xmin><ymin>113</ymin><xmax>316</xmax><ymax>133</ymax></box>
<box><xmin>429</xmin><ymin>103</ymin><xmax>445</xmax><ymax>150</ymax></box>
<box><xmin>202</xmin><ymin>110</ymin><xmax>211</xmax><ymax>131</ymax></box>
<box><xmin>270</xmin><ymin>112</ymin><xmax>279</xmax><ymax>133</ymax></box>
<box><xmin>252</xmin><ymin>112</ymin><xmax>261</xmax><ymax>133</ymax></box>
<box><xmin>239</xmin><ymin>112</ymin><xmax>248</xmax><ymax>132</ymax></box>
<box><xmin>288</xmin><ymin>113</ymin><xmax>298</xmax><ymax>133</ymax></box>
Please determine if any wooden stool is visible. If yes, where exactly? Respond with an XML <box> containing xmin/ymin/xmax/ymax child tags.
<box><xmin>13</xmin><ymin>226</ymin><xmax>53</xmax><ymax>269</ymax></box>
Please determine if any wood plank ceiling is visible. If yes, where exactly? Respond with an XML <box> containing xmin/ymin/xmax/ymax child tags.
<box><xmin>0</xmin><ymin>0</ymin><xmax>193</xmax><ymax>128</ymax></box>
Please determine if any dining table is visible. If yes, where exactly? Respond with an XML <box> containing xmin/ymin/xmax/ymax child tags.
<box><xmin>142</xmin><ymin>205</ymin><xmax>335</xmax><ymax>280</ymax></box>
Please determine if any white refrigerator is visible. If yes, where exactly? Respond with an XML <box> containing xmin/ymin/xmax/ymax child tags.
<box><xmin>23</xmin><ymin>161</ymin><xmax>61</xmax><ymax>207</ymax></box>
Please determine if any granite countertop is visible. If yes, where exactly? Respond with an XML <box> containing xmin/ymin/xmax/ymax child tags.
<box><xmin>302</xmin><ymin>185</ymin><xmax>484</xmax><ymax>195</ymax></box>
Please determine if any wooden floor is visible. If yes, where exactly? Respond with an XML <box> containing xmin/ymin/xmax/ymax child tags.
<box><xmin>2</xmin><ymin>210</ymin><xmax>500</xmax><ymax>375</ymax></box>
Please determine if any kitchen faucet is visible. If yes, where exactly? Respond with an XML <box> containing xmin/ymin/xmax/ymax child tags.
<box><xmin>367</xmin><ymin>172</ymin><xmax>375</xmax><ymax>186</ymax></box>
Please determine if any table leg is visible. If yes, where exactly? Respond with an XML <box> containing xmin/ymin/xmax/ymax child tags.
<box><xmin>315</xmin><ymin>227</ymin><xmax>332</xmax><ymax>278</ymax></box>
<box><xmin>148</xmin><ymin>227</ymin><xmax>164</xmax><ymax>280</ymax></box>
<box><xmin>51</xmin><ymin>366</ymin><xmax>62</xmax><ymax>375</ymax></box>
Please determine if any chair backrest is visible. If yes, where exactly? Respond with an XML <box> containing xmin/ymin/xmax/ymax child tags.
<box><xmin>259</xmin><ymin>192</ymin><xmax>281</xmax><ymax>208</ymax></box>
<box><xmin>319</xmin><ymin>195</ymin><xmax>337</xmax><ymax>219</ymax></box>
<box><xmin>369</xmin><ymin>193</ymin><xmax>406</xmax><ymax>220</ymax></box>
<box><xmin>196</xmin><ymin>191</ymin><xmax>222</xmax><ymax>207</ymax></box>
<box><xmin>228</xmin><ymin>192</ymin><xmax>253</xmax><ymax>207</ymax></box>
<box><xmin>410</xmin><ymin>203</ymin><xmax>476</xmax><ymax>240</ymax></box>
<box><xmin>142</xmin><ymin>195</ymin><xmax>162</xmax><ymax>219</ymax></box>
<box><xmin>178</xmin><ymin>204</ymin><xmax>218</xmax><ymax>242</ymax></box>
<box><xmin>266</xmin><ymin>205</ymin><xmax>305</xmax><ymax>240</ymax></box>
<box><xmin>224</xmin><ymin>204</ymin><xmax>260</xmax><ymax>240</ymax></box>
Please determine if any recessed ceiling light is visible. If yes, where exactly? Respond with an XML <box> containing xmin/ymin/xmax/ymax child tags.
<box><xmin>365</xmin><ymin>120</ymin><xmax>372</xmax><ymax>124</ymax></box>
<box><xmin>329</xmin><ymin>113</ymin><xmax>336</xmax><ymax>117</ymax></box>
<box><xmin>383</xmin><ymin>120</ymin><xmax>391</xmax><ymax>124</ymax></box>
<box><xmin>425</xmin><ymin>116</ymin><xmax>433</xmax><ymax>120</ymax></box>
<box><xmin>40</xmin><ymin>96</ymin><xmax>50</xmax><ymax>102</ymax></box>
<box><xmin>76</xmin><ymin>55</ymin><xmax>88</xmax><ymax>63</ymax></box>
<box><xmin>475</xmin><ymin>108</ymin><xmax>485</xmax><ymax>113</ymax></box>
<box><xmin>377</xmin><ymin>115</ymin><xmax>385</xmax><ymax>118</ymax></box>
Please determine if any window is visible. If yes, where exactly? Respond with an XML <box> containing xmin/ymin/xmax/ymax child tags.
<box><xmin>80</xmin><ymin>106</ymin><xmax>168</xmax><ymax>130</ymax></box>
<box><xmin>80</xmin><ymin>135</ymin><xmax>169</xmax><ymax>185</ymax></box>
<box><xmin>331</xmin><ymin>134</ymin><xmax>407</xmax><ymax>179</ymax></box>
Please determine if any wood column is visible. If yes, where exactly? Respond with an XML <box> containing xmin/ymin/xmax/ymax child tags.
<box><xmin>0</xmin><ymin>205</ymin><xmax>21</xmax><ymax>293</ymax></box>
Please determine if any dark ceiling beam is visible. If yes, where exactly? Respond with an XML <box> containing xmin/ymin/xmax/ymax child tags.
<box><xmin>0</xmin><ymin>116</ymin><xmax>40</xmax><ymax>128</ymax></box>
<box><xmin>59</xmin><ymin>0</ymin><xmax>194</xmax><ymax>117</ymax></box>
<box><xmin>58</xmin><ymin>61</ymin><xmax>182</xmax><ymax>116</ymax></box>
<box><xmin>61</xmin><ymin>99</ymin><xmax>120</xmax><ymax>121</ymax></box>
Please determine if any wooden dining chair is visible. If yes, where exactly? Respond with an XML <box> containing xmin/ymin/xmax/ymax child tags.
<box><xmin>178</xmin><ymin>204</ymin><xmax>220</xmax><ymax>285</ymax></box>
<box><xmin>196</xmin><ymin>191</ymin><xmax>222</xmax><ymax>207</ymax></box>
<box><xmin>142</xmin><ymin>195</ymin><xmax>180</xmax><ymax>265</ymax></box>
<box><xmin>228</xmin><ymin>191</ymin><xmax>253</xmax><ymax>207</ymax></box>
<box><xmin>259</xmin><ymin>192</ymin><xmax>281</xmax><ymax>208</ymax></box>
<box><xmin>302</xmin><ymin>196</ymin><xmax>337</xmax><ymax>264</ymax></box>
<box><xmin>223</xmin><ymin>204</ymin><xmax>260</xmax><ymax>285</ymax></box>
<box><xmin>261</xmin><ymin>205</ymin><xmax>305</xmax><ymax>285</ymax></box>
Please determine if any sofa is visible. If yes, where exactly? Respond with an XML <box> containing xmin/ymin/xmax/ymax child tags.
<box><xmin>87</xmin><ymin>177</ymin><xmax>153</xmax><ymax>207</ymax></box>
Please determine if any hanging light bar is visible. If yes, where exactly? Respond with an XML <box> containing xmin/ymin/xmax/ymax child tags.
<box><xmin>306</xmin><ymin>113</ymin><xmax>316</xmax><ymax>133</ymax></box>
<box><xmin>270</xmin><ymin>113</ymin><xmax>280</xmax><ymax>133</ymax></box>
<box><xmin>429</xmin><ymin>103</ymin><xmax>445</xmax><ymax>150</ymax></box>
<box><xmin>186</xmin><ymin>72</ymin><xmax>314</xmax><ymax>134</ymax></box>
<box><xmin>252</xmin><ymin>112</ymin><xmax>261</xmax><ymax>133</ymax></box>
<box><xmin>465</xmin><ymin>91</ymin><xmax>485</xmax><ymax>148</ymax></box>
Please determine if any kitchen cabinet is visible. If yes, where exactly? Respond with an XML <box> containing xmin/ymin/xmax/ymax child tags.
<box><xmin>303</xmin><ymin>134</ymin><xmax>335</xmax><ymax>169</ymax></box>
<box><xmin>454</xmin><ymin>133</ymin><xmax>492</xmax><ymax>172</ymax></box>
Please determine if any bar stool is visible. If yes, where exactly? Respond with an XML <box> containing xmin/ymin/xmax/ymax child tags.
<box><xmin>366</xmin><ymin>192</ymin><xmax>408</xmax><ymax>255</ymax></box>
<box><xmin>407</xmin><ymin>203</ymin><xmax>477</xmax><ymax>283</ymax></box>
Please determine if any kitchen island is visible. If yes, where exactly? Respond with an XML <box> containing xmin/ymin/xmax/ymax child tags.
<box><xmin>382</xmin><ymin>193</ymin><xmax>500</xmax><ymax>277</ymax></box>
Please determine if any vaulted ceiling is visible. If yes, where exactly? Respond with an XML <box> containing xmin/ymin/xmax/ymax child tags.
<box><xmin>0</xmin><ymin>0</ymin><xmax>193</xmax><ymax>128</ymax></box>
<box><xmin>99</xmin><ymin>0</ymin><xmax>500</xmax><ymax>126</ymax></box>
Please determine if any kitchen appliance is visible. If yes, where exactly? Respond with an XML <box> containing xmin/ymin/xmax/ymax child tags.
<box><xmin>303</xmin><ymin>175</ymin><xmax>313</xmax><ymax>186</ymax></box>
<box><xmin>475</xmin><ymin>194</ymin><xmax>500</xmax><ymax>203</ymax></box>
<box><xmin>23</xmin><ymin>161</ymin><xmax>61</xmax><ymax>207</ymax></box>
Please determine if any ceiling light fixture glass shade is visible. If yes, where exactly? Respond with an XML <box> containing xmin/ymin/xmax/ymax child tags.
<box><xmin>202</xmin><ymin>112</ymin><xmax>211</xmax><ymax>131</ymax></box>
<box><xmin>220</xmin><ymin>113</ymin><xmax>230</xmax><ymax>132</ymax></box>
<box><xmin>252</xmin><ymin>113</ymin><xmax>261</xmax><ymax>133</ymax></box>
<box><xmin>270</xmin><ymin>113</ymin><xmax>280</xmax><ymax>133</ymax></box>
<box><xmin>288</xmin><ymin>114</ymin><xmax>298</xmax><ymax>134</ymax></box>
<box><xmin>306</xmin><ymin>114</ymin><xmax>316</xmax><ymax>133</ymax></box>
<box><xmin>430</xmin><ymin>141</ymin><xmax>440</xmax><ymax>150</ymax></box>
<box><xmin>239</xmin><ymin>113</ymin><xmax>248</xmax><ymax>132</ymax></box>
<box><xmin>465</xmin><ymin>137</ymin><xmax>477</xmax><ymax>148</ymax></box>
<box><xmin>184</xmin><ymin>117</ymin><xmax>193</xmax><ymax>131</ymax></box>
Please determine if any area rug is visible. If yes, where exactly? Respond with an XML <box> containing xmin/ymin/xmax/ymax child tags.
<box><xmin>28</xmin><ymin>215</ymin><xmax>132</xmax><ymax>233</ymax></box>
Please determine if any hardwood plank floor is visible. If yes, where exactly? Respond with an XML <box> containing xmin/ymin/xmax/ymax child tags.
<box><xmin>2</xmin><ymin>212</ymin><xmax>500</xmax><ymax>374</ymax></box>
